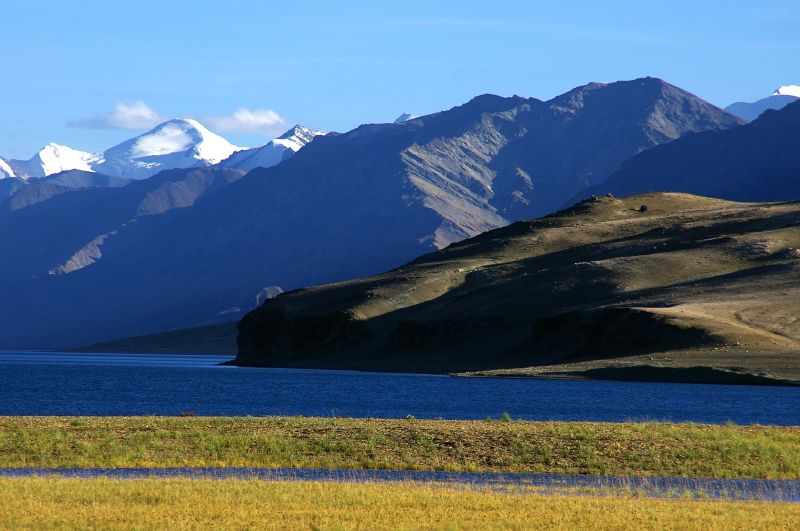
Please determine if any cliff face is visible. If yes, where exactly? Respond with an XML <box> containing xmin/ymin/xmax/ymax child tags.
<box><xmin>237</xmin><ymin>193</ymin><xmax>800</xmax><ymax>384</ymax></box>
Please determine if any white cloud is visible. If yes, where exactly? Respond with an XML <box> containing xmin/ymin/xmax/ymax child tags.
<box><xmin>204</xmin><ymin>108</ymin><xmax>287</xmax><ymax>136</ymax></box>
<box><xmin>69</xmin><ymin>103</ymin><xmax>289</xmax><ymax>137</ymax></box>
<box><xmin>69</xmin><ymin>102</ymin><xmax>165</xmax><ymax>130</ymax></box>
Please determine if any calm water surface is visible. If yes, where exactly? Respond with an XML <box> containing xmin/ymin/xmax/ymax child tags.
<box><xmin>1</xmin><ymin>351</ymin><xmax>798</xmax><ymax>424</ymax></box>
<box><xmin>2</xmin><ymin>467</ymin><xmax>798</xmax><ymax>502</ymax></box>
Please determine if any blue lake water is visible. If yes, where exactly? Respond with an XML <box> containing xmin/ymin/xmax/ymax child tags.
<box><xmin>1</xmin><ymin>351</ymin><xmax>798</xmax><ymax>424</ymax></box>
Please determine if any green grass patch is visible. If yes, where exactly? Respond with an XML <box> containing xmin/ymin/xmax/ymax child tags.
<box><xmin>0</xmin><ymin>417</ymin><xmax>798</xmax><ymax>478</ymax></box>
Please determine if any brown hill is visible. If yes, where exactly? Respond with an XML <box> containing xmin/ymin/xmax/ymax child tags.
<box><xmin>236</xmin><ymin>193</ymin><xmax>800</xmax><ymax>385</ymax></box>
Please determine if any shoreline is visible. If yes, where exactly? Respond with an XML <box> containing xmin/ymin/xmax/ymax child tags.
<box><xmin>9</xmin><ymin>347</ymin><xmax>800</xmax><ymax>387</ymax></box>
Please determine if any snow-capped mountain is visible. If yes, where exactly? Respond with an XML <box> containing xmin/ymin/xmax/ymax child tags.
<box><xmin>9</xmin><ymin>144</ymin><xmax>101</xmax><ymax>179</ymax></box>
<box><xmin>0</xmin><ymin>157</ymin><xmax>16</xmax><ymax>179</ymax></box>
<box><xmin>5</xmin><ymin>119</ymin><xmax>242</xmax><ymax>181</ymax></box>
<box><xmin>93</xmin><ymin>118</ymin><xmax>243</xmax><ymax>180</ymax></box>
<box><xmin>1</xmin><ymin>119</ymin><xmax>321</xmax><ymax>183</ymax></box>
<box><xmin>220</xmin><ymin>125</ymin><xmax>323</xmax><ymax>171</ymax></box>
<box><xmin>725</xmin><ymin>85</ymin><xmax>800</xmax><ymax>121</ymax></box>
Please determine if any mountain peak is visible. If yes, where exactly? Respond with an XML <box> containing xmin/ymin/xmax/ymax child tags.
<box><xmin>547</xmin><ymin>77</ymin><xmax>737</xmax><ymax>129</ymax></box>
<box><xmin>218</xmin><ymin>124</ymin><xmax>323</xmax><ymax>172</ymax></box>
<box><xmin>462</xmin><ymin>93</ymin><xmax>530</xmax><ymax>111</ymax></box>
<box><xmin>772</xmin><ymin>85</ymin><xmax>800</xmax><ymax>98</ymax></box>
<box><xmin>156</xmin><ymin>117</ymin><xmax>211</xmax><ymax>134</ymax></box>
<box><xmin>9</xmin><ymin>143</ymin><xmax>99</xmax><ymax>179</ymax></box>
<box><xmin>278</xmin><ymin>124</ymin><xmax>310</xmax><ymax>138</ymax></box>
<box><xmin>37</xmin><ymin>142</ymin><xmax>97</xmax><ymax>158</ymax></box>
<box><xmin>93</xmin><ymin>118</ymin><xmax>242</xmax><ymax>179</ymax></box>
<box><xmin>119</xmin><ymin>118</ymin><xmax>214</xmax><ymax>149</ymax></box>
<box><xmin>277</xmin><ymin>124</ymin><xmax>324</xmax><ymax>145</ymax></box>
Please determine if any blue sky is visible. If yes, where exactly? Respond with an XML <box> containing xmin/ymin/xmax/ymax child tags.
<box><xmin>1</xmin><ymin>0</ymin><xmax>798</xmax><ymax>158</ymax></box>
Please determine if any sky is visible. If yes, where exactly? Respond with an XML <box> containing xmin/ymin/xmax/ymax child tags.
<box><xmin>1</xmin><ymin>0</ymin><xmax>798</xmax><ymax>159</ymax></box>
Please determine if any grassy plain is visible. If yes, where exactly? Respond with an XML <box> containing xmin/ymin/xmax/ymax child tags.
<box><xmin>2</xmin><ymin>477</ymin><xmax>799</xmax><ymax>530</ymax></box>
<box><xmin>2</xmin><ymin>417</ymin><xmax>799</xmax><ymax>478</ymax></box>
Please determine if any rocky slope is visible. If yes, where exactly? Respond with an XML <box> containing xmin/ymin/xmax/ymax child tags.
<box><xmin>236</xmin><ymin>193</ymin><xmax>800</xmax><ymax>385</ymax></box>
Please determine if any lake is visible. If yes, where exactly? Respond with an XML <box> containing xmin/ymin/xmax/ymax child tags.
<box><xmin>1</xmin><ymin>351</ymin><xmax>798</xmax><ymax>424</ymax></box>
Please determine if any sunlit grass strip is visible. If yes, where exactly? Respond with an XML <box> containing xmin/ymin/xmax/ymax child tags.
<box><xmin>2</xmin><ymin>477</ymin><xmax>799</xmax><ymax>530</ymax></box>
<box><xmin>1</xmin><ymin>416</ymin><xmax>799</xmax><ymax>478</ymax></box>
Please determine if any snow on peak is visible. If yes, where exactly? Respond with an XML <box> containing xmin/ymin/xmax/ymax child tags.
<box><xmin>220</xmin><ymin>124</ymin><xmax>324</xmax><ymax>172</ymax></box>
<box><xmin>3</xmin><ymin>119</ymin><xmax>321</xmax><ymax>182</ymax></box>
<box><xmin>772</xmin><ymin>85</ymin><xmax>800</xmax><ymax>98</ymax></box>
<box><xmin>0</xmin><ymin>157</ymin><xmax>16</xmax><ymax>180</ymax></box>
<box><xmin>393</xmin><ymin>113</ymin><xmax>418</xmax><ymax>124</ymax></box>
<box><xmin>94</xmin><ymin>118</ymin><xmax>243</xmax><ymax>179</ymax></box>
<box><xmin>38</xmin><ymin>143</ymin><xmax>100</xmax><ymax>171</ymax></box>
<box><xmin>272</xmin><ymin>124</ymin><xmax>325</xmax><ymax>152</ymax></box>
<box><xmin>9</xmin><ymin>143</ymin><xmax>100</xmax><ymax>179</ymax></box>
<box><xmin>111</xmin><ymin>118</ymin><xmax>240</xmax><ymax>162</ymax></box>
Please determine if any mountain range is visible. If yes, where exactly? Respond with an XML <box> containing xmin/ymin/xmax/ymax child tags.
<box><xmin>0</xmin><ymin>120</ymin><xmax>323</xmax><ymax>185</ymax></box>
<box><xmin>4</xmin><ymin>83</ymin><xmax>793</xmax><ymax>185</ymax></box>
<box><xmin>99</xmin><ymin>94</ymin><xmax>800</xmax><ymax>364</ymax></box>
<box><xmin>0</xmin><ymin>77</ymin><xmax>764</xmax><ymax>349</ymax></box>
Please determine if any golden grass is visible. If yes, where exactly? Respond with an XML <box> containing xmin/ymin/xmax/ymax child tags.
<box><xmin>1</xmin><ymin>477</ymin><xmax>799</xmax><ymax>530</ymax></box>
<box><xmin>2</xmin><ymin>417</ymin><xmax>799</xmax><ymax>478</ymax></box>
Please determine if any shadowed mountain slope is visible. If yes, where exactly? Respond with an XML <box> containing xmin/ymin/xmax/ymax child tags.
<box><xmin>0</xmin><ymin>167</ymin><xmax>244</xmax><ymax>277</ymax></box>
<box><xmin>0</xmin><ymin>170</ymin><xmax>131</xmax><ymax>212</ymax></box>
<box><xmin>236</xmin><ymin>193</ymin><xmax>800</xmax><ymax>385</ymax></box>
<box><xmin>575</xmin><ymin>100</ymin><xmax>800</xmax><ymax>204</ymax></box>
